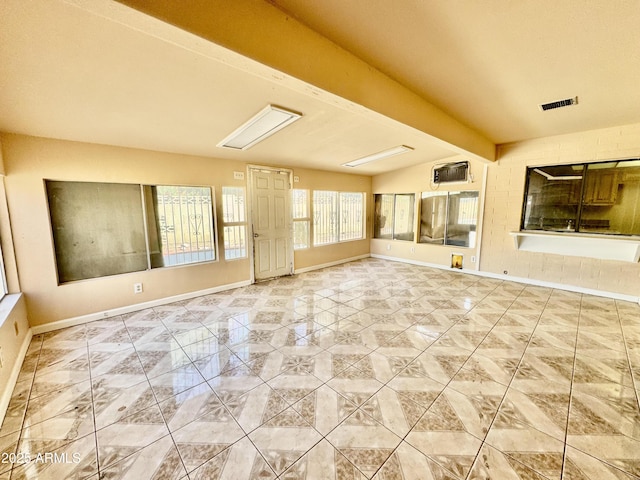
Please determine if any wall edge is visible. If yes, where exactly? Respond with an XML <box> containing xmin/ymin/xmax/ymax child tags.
<box><xmin>371</xmin><ymin>253</ymin><xmax>640</xmax><ymax>303</ymax></box>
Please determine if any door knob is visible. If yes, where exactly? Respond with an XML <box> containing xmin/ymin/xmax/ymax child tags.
<box><xmin>253</xmin><ymin>233</ymin><xmax>259</xmax><ymax>238</ymax></box>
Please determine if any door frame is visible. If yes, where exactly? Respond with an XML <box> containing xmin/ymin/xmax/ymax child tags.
<box><xmin>247</xmin><ymin>164</ymin><xmax>295</xmax><ymax>283</ymax></box>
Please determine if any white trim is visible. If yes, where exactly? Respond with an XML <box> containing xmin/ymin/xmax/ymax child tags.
<box><xmin>221</xmin><ymin>185</ymin><xmax>249</xmax><ymax>261</ymax></box>
<box><xmin>474</xmin><ymin>164</ymin><xmax>488</xmax><ymax>271</ymax></box>
<box><xmin>217</xmin><ymin>105</ymin><xmax>302</xmax><ymax>151</ymax></box>
<box><xmin>31</xmin><ymin>280</ymin><xmax>251</xmax><ymax>335</ymax></box>
<box><xmin>140</xmin><ymin>185</ymin><xmax>152</xmax><ymax>271</ymax></box>
<box><xmin>247</xmin><ymin>165</ymin><xmax>295</xmax><ymax>283</ymax></box>
<box><xmin>0</xmin><ymin>326</ymin><xmax>32</xmax><ymax>425</ymax></box>
<box><xmin>371</xmin><ymin>253</ymin><xmax>640</xmax><ymax>303</ymax></box>
<box><xmin>342</xmin><ymin>145</ymin><xmax>414</xmax><ymax>168</ymax></box>
<box><xmin>510</xmin><ymin>230</ymin><xmax>640</xmax><ymax>263</ymax></box>
<box><xmin>294</xmin><ymin>254</ymin><xmax>370</xmax><ymax>274</ymax></box>
<box><xmin>0</xmin><ymin>179</ymin><xmax>9</xmax><ymax>297</ymax></box>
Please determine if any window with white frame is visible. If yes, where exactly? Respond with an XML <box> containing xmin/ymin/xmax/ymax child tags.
<box><xmin>0</xmin><ymin>182</ymin><xmax>8</xmax><ymax>298</ymax></box>
<box><xmin>313</xmin><ymin>190</ymin><xmax>337</xmax><ymax>246</ymax></box>
<box><xmin>418</xmin><ymin>190</ymin><xmax>479</xmax><ymax>247</ymax></box>
<box><xmin>373</xmin><ymin>193</ymin><xmax>416</xmax><ymax>241</ymax></box>
<box><xmin>292</xmin><ymin>189</ymin><xmax>310</xmax><ymax>249</ymax></box>
<box><xmin>222</xmin><ymin>186</ymin><xmax>247</xmax><ymax>260</ymax></box>
<box><xmin>339</xmin><ymin>192</ymin><xmax>365</xmax><ymax>241</ymax></box>
<box><xmin>456</xmin><ymin>193</ymin><xmax>479</xmax><ymax>225</ymax></box>
<box><xmin>521</xmin><ymin>159</ymin><xmax>640</xmax><ymax>235</ymax></box>
<box><xmin>0</xmin><ymin>237</ymin><xmax>7</xmax><ymax>300</ymax></box>
<box><xmin>313</xmin><ymin>190</ymin><xmax>364</xmax><ymax>246</ymax></box>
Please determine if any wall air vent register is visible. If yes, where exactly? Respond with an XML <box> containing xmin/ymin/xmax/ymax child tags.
<box><xmin>433</xmin><ymin>161</ymin><xmax>469</xmax><ymax>184</ymax></box>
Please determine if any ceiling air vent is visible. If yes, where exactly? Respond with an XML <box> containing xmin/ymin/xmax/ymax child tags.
<box><xmin>433</xmin><ymin>161</ymin><xmax>469</xmax><ymax>184</ymax></box>
<box><xmin>539</xmin><ymin>96</ymin><xmax>578</xmax><ymax>111</ymax></box>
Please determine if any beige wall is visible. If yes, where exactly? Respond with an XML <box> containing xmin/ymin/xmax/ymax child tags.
<box><xmin>371</xmin><ymin>156</ymin><xmax>486</xmax><ymax>270</ymax></box>
<box><xmin>371</xmin><ymin>129</ymin><xmax>640</xmax><ymax>298</ymax></box>
<box><xmin>1</xmin><ymin>134</ymin><xmax>370</xmax><ymax>327</ymax></box>
<box><xmin>0</xmin><ymin>177</ymin><xmax>20</xmax><ymax>294</ymax></box>
<box><xmin>3</xmin><ymin>124</ymin><xmax>638</xmax><ymax>329</ymax></box>
<box><xmin>0</xmin><ymin>138</ymin><xmax>5</xmax><ymax>175</ymax></box>
<box><xmin>481</xmin><ymin>123</ymin><xmax>640</xmax><ymax>296</ymax></box>
<box><xmin>0</xmin><ymin>294</ymin><xmax>29</xmax><ymax>417</ymax></box>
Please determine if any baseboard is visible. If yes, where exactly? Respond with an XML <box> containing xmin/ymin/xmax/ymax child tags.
<box><xmin>0</xmin><ymin>326</ymin><xmax>32</xmax><ymax>425</ymax></box>
<box><xmin>31</xmin><ymin>280</ymin><xmax>252</xmax><ymax>335</ymax></box>
<box><xmin>371</xmin><ymin>254</ymin><xmax>479</xmax><ymax>276</ymax></box>
<box><xmin>31</xmin><ymin>254</ymin><xmax>373</xmax><ymax>334</ymax></box>
<box><xmin>371</xmin><ymin>253</ymin><xmax>640</xmax><ymax>303</ymax></box>
<box><xmin>294</xmin><ymin>254</ymin><xmax>371</xmax><ymax>274</ymax></box>
<box><xmin>471</xmin><ymin>270</ymin><xmax>640</xmax><ymax>303</ymax></box>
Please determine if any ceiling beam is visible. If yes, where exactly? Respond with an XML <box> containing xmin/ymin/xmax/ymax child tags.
<box><xmin>115</xmin><ymin>0</ymin><xmax>496</xmax><ymax>162</ymax></box>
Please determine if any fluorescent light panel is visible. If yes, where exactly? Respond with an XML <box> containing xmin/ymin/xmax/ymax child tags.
<box><xmin>533</xmin><ymin>168</ymin><xmax>582</xmax><ymax>180</ymax></box>
<box><xmin>343</xmin><ymin>145</ymin><xmax>414</xmax><ymax>167</ymax></box>
<box><xmin>218</xmin><ymin>105</ymin><xmax>302</xmax><ymax>150</ymax></box>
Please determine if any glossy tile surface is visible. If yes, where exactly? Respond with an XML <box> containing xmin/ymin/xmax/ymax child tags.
<box><xmin>1</xmin><ymin>258</ymin><xmax>639</xmax><ymax>479</ymax></box>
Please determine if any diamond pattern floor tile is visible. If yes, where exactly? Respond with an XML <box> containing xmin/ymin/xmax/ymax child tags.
<box><xmin>9</xmin><ymin>432</ymin><xmax>98</xmax><ymax>480</ymax></box>
<box><xmin>249</xmin><ymin>406</ymin><xmax>322</xmax><ymax>476</ymax></box>
<box><xmin>467</xmin><ymin>442</ymin><xmax>551</xmax><ymax>480</ymax></box>
<box><xmin>326</xmin><ymin>407</ymin><xmax>403</xmax><ymax>479</ymax></box>
<box><xmin>98</xmin><ymin>434</ymin><xmax>186</xmax><ymax>480</ymax></box>
<box><xmin>188</xmin><ymin>436</ymin><xmax>276</xmax><ymax>480</ymax></box>
<box><xmin>96</xmin><ymin>404</ymin><xmax>170</xmax><ymax>471</ymax></box>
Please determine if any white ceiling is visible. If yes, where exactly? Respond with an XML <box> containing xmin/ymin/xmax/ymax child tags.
<box><xmin>1</xmin><ymin>0</ymin><xmax>638</xmax><ymax>175</ymax></box>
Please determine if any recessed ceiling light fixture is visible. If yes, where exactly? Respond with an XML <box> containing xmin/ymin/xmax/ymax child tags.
<box><xmin>342</xmin><ymin>145</ymin><xmax>414</xmax><ymax>168</ymax></box>
<box><xmin>539</xmin><ymin>96</ymin><xmax>578</xmax><ymax>111</ymax></box>
<box><xmin>218</xmin><ymin>105</ymin><xmax>302</xmax><ymax>150</ymax></box>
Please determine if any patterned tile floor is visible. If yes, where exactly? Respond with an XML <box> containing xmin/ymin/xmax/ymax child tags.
<box><xmin>1</xmin><ymin>258</ymin><xmax>639</xmax><ymax>479</ymax></box>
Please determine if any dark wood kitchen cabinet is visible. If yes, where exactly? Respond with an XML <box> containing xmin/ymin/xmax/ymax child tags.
<box><xmin>583</xmin><ymin>170</ymin><xmax>618</xmax><ymax>205</ymax></box>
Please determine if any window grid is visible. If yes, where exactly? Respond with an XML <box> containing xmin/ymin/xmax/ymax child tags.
<box><xmin>313</xmin><ymin>190</ymin><xmax>364</xmax><ymax>247</ymax></box>
<box><xmin>457</xmin><ymin>196</ymin><xmax>479</xmax><ymax>225</ymax></box>
<box><xmin>292</xmin><ymin>189</ymin><xmax>310</xmax><ymax>250</ymax></box>
<box><xmin>222</xmin><ymin>186</ymin><xmax>248</xmax><ymax>260</ymax></box>
<box><xmin>339</xmin><ymin>192</ymin><xmax>365</xmax><ymax>241</ymax></box>
<box><xmin>222</xmin><ymin>186</ymin><xmax>246</xmax><ymax>223</ymax></box>
<box><xmin>155</xmin><ymin>187</ymin><xmax>216</xmax><ymax>265</ymax></box>
<box><xmin>313</xmin><ymin>191</ymin><xmax>338</xmax><ymax>246</ymax></box>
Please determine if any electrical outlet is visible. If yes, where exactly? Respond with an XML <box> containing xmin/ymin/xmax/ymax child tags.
<box><xmin>410</xmin><ymin>247</ymin><xmax>415</xmax><ymax>254</ymax></box>
<box><xmin>133</xmin><ymin>283</ymin><xmax>143</xmax><ymax>294</ymax></box>
<box><xmin>471</xmin><ymin>256</ymin><xmax>476</xmax><ymax>263</ymax></box>
<box><xmin>14</xmin><ymin>321</ymin><xmax>19</xmax><ymax>336</ymax></box>
<box><xmin>387</xmin><ymin>244</ymin><xmax>391</xmax><ymax>250</ymax></box>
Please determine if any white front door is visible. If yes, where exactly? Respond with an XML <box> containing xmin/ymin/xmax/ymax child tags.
<box><xmin>249</xmin><ymin>167</ymin><xmax>293</xmax><ymax>281</ymax></box>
